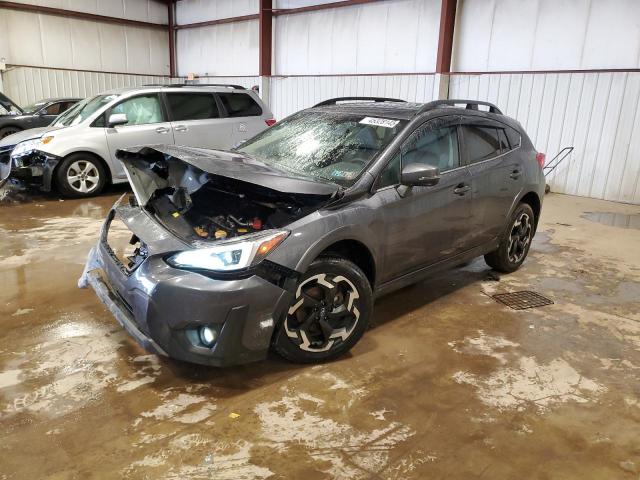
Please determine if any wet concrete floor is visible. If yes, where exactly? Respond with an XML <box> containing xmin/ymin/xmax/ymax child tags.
<box><xmin>0</xmin><ymin>190</ymin><xmax>639</xmax><ymax>479</ymax></box>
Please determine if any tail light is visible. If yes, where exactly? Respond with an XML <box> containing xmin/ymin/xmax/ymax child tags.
<box><xmin>536</xmin><ymin>152</ymin><xmax>546</xmax><ymax>168</ymax></box>
<box><xmin>265</xmin><ymin>119</ymin><xmax>276</xmax><ymax>127</ymax></box>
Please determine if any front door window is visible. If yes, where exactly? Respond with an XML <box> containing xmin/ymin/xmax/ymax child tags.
<box><xmin>401</xmin><ymin>121</ymin><xmax>460</xmax><ymax>172</ymax></box>
<box><xmin>111</xmin><ymin>95</ymin><xmax>164</xmax><ymax>126</ymax></box>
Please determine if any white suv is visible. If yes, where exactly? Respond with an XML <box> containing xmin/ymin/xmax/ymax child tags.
<box><xmin>0</xmin><ymin>85</ymin><xmax>275</xmax><ymax>197</ymax></box>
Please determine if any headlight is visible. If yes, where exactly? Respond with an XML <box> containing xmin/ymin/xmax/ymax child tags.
<box><xmin>167</xmin><ymin>230</ymin><xmax>289</xmax><ymax>272</ymax></box>
<box><xmin>10</xmin><ymin>138</ymin><xmax>40</xmax><ymax>158</ymax></box>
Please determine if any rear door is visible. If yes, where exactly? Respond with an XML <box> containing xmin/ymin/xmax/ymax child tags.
<box><xmin>216</xmin><ymin>92</ymin><xmax>268</xmax><ymax>147</ymax></box>
<box><xmin>105</xmin><ymin>93</ymin><xmax>174</xmax><ymax>179</ymax></box>
<box><xmin>374</xmin><ymin>115</ymin><xmax>474</xmax><ymax>282</ymax></box>
<box><xmin>460</xmin><ymin>117</ymin><xmax>525</xmax><ymax>247</ymax></box>
<box><xmin>164</xmin><ymin>91</ymin><xmax>233</xmax><ymax>149</ymax></box>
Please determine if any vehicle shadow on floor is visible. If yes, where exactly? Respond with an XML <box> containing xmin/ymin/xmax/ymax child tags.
<box><xmin>160</xmin><ymin>261</ymin><xmax>494</xmax><ymax>391</ymax></box>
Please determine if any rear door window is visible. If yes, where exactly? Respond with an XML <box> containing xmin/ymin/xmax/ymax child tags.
<box><xmin>166</xmin><ymin>93</ymin><xmax>220</xmax><ymax>121</ymax></box>
<box><xmin>462</xmin><ymin>126</ymin><xmax>502</xmax><ymax>164</ymax></box>
<box><xmin>217</xmin><ymin>93</ymin><xmax>262</xmax><ymax>117</ymax></box>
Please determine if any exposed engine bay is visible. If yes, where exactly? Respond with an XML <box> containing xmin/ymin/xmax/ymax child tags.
<box><xmin>117</xmin><ymin>145</ymin><xmax>340</xmax><ymax>244</ymax></box>
<box><xmin>152</xmin><ymin>179</ymin><xmax>323</xmax><ymax>242</ymax></box>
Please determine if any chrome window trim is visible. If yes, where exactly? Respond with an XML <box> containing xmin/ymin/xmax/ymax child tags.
<box><xmin>466</xmin><ymin>143</ymin><xmax>522</xmax><ymax>167</ymax></box>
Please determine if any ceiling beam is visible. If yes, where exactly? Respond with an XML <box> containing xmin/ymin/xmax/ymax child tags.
<box><xmin>174</xmin><ymin>13</ymin><xmax>259</xmax><ymax>30</ymax></box>
<box><xmin>272</xmin><ymin>0</ymin><xmax>383</xmax><ymax>16</ymax></box>
<box><xmin>174</xmin><ymin>0</ymin><xmax>386</xmax><ymax>30</ymax></box>
<box><xmin>0</xmin><ymin>1</ymin><xmax>168</xmax><ymax>29</ymax></box>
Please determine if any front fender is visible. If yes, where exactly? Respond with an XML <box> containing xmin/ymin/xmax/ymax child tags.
<box><xmin>266</xmin><ymin>206</ymin><xmax>380</xmax><ymax>276</ymax></box>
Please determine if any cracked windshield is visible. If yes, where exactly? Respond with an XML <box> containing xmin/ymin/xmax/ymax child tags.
<box><xmin>237</xmin><ymin>111</ymin><xmax>407</xmax><ymax>186</ymax></box>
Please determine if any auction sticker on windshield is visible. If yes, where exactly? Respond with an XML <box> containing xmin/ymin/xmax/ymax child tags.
<box><xmin>359</xmin><ymin>117</ymin><xmax>399</xmax><ymax>128</ymax></box>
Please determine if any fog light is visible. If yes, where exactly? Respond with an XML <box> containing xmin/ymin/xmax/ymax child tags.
<box><xmin>199</xmin><ymin>326</ymin><xmax>217</xmax><ymax>346</ymax></box>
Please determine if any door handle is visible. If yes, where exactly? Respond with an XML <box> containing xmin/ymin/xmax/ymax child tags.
<box><xmin>174</xmin><ymin>125</ymin><xmax>188</xmax><ymax>132</ymax></box>
<box><xmin>453</xmin><ymin>184</ymin><xmax>471</xmax><ymax>195</ymax></box>
<box><xmin>155</xmin><ymin>126</ymin><xmax>170</xmax><ymax>134</ymax></box>
<box><xmin>510</xmin><ymin>169</ymin><xmax>521</xmax><ymax>179</ymax></box>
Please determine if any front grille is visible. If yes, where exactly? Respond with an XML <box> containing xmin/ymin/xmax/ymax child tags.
<box><xmin>103</xmin><ymin>211</ymin><xmax>148</xmax><ymax>276</ymax></box>
<box><xmin>492</xmin><ymin>291</ymin><xmax>554</xmax><ymax>310</ymax></box>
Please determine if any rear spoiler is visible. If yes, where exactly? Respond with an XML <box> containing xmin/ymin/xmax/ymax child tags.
<box><xmin>0</xmin><ymin>92</ymin><xmax>23</xmax><ymax>115</ymax></box>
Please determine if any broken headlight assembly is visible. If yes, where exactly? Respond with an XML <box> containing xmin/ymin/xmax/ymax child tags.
<box><xmin>10</xmin><ymin>138</ymin><xmax>40</xmax><ymax>161</ymax></box>
<box><xmin>166</xmin><ymin>230</ymin><xmax>289</xmax><ymax>273</ymax></box>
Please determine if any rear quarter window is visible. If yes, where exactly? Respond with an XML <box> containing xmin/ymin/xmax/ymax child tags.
<box><xmin>462</xmin><ymin>125</ymin><xmax>501</xmax><ymax>163</ymax></box>
<box><xmin>217</xmin><ymin>93</ymin><xmax>262</xmax><ymax>117</ymax></box>
<box><xmin>505</xmin><ymin>126</ymin><xmax>521</xmax><ymax>148</ymax></box>
<box><xmin>498</xmin><ymin>128</ymin><xmax>509</xmax><ymax>152</ymax></box>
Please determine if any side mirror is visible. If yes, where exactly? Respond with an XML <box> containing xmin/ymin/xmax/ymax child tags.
<box><xmin>401</xmin><ymin>163</ymin><xmax>440</xmax><ymax>187</ymax></box>
<box><xmin>108</xmin><ymin>113</ymin><xmax>128</xmax><ymax>127</ymax></box>
<box><xmin>36</xmin><ymin>109</ymin><xmax>46</xmax><ymax>116</ymax></box>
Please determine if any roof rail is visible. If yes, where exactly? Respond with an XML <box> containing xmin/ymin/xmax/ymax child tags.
<box><xmin>314</xmin><ymin>97</ymin><xmax>406</xmax><ymax>107</ymax></box>
<box><xmin>418</xmin><ymin>99</ymin><xmax>503</xmax><ymax>115</ymax></box>
<box><xmin>142</xmin><ymin>83</ymin><xmax>246</xmax><ymax>90</ymax></box>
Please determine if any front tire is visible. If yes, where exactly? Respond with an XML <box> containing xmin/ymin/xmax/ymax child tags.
<box><xmin>273</xmin><ymin>256</ymin><xmax>373</xmax><ymax>363</ymax></box>
<box><xmin>0</xmin><ymin>126</ymin><xmax>22</xmax><ymax>139</ymax></box>
<box><xmin>484</xmin><ymin>203</ymin><xmax>535</xmax><ymax>273</ymax></box>
<box><xmin>55</xmin><ymin>153</ymin><xmax>107</xmax><ymax>198</ymax></box>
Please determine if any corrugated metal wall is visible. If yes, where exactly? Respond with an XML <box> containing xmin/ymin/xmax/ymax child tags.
<box><xmin>449</xmin><ymin>72</ymin><xmax>640</xmax><ymax>204</ymax></box>
<box><xmin>1</xmin><ymin>66</ymin><xmax>176</xmax><ymax>106</ymax></box>
<box><xmin>176</xmin><ymin>21</ymin><xmax>259</xmax><ymax>77</ymax></box>
<box><xmin>453</xmin><ymin>0</ymin><xmax>640</xmax><ymax>72</ymax></box>
<box><xmin>1</xmin><ymin>0</ymin><xmax>639</xmax><ymax>205</ymax></box>
<box><xmin>268</xmin><ymin>74</ymin><xmax>439</xmax><ymax>120</ymax></box>
<box><xmin>176</xmin><ymin>0</ymin><xmax>257</xmax><ymax>24</ymax></box>
<box><xmin>175</xmin><ymin>0</ymin><xmax>258</xmax><ymax>77</ymax></box>
<box><xmin>0</xmin><ymin>1</ymin><xmax>169</xmax><ymax>75</ymax></box>
<box><xmin>273</xmin><ymin>0</ymin><xmax>440</xmax><ymax>75</ymax></box>
<box><xmin>5</xmin><ymin>0</ymin><xmax>168</xmax><ymax>23</ymax></box>
<box><xmin>175</xmin><ymin>0</ymin><xmax>441</xmax><ymax>77</ymax></box>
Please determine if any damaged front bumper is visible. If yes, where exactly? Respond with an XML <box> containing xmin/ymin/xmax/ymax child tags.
<box><xmin>0</xmin><ymin>144</ymin><xmax>13</xmax><ymax>188</ymax></box>
<box><xmin>6</xmin><ymin>149</ymin><xmax>61</xmax><ymax>191</ymax></box>
<box><xmin>79</xmin><ymin>201</ymin><xmax>296</xmax><ymax>367</ymax></box>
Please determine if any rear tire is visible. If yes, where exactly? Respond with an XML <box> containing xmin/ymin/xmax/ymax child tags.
<box><xmin>273</xmin><ymin>256</ymin><xmax>373</xmax><ymax>363</ymax></box>
<box><xmin>0</xmin><ymin>126</ymin><xmax>22</xmax><ymax>139</ymax></box>
<box><xmin>55</xmin><ymin>153</ymin><xmax>107</xmax><ymax>198</ymax></box>
<box><xmin>484</xmin><ymin>203</ymin><xmax>535</xmax><ymax>273</ymax></box>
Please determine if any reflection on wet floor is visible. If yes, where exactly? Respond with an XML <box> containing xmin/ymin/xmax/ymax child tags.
<box><xmin>1</xmin><ymin>191</ymin><xmax>639</xmax><ymax>479</ymax></box>
<box><xmin>582</xmin><ymin>211</ymin><xmax>640</xmax><ymax>229</ymax></box>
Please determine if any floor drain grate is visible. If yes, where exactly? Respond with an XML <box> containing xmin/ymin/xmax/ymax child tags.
<box><xmin>492</xmin><ymin>291</ymin><xmax>554</xmax><ymax>310</ymax></box>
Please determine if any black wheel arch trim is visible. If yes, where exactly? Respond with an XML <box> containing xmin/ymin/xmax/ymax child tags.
<box><xmin>294</xmin><ymin>226</ymin><xmax>379</xmax><ymax>287</ymax></box>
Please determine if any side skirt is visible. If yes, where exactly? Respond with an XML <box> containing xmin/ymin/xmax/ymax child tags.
<box><xmin>373</xmin><ymin>239</ymin><xmax>499</xmax><ymax>299</ymax></box>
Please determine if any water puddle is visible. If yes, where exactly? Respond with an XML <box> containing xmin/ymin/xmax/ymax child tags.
<box><xmin>582</xmin><ymin>212</ymin><xmax>640</xmax><ymax>230</ymax></box>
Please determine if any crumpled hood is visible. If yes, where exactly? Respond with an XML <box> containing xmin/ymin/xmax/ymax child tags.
<box><xmin>116</xmin><ymin>144</ymin><xmax>340</xmax><ymax>207</ymax></box>
<box><xmin>0</xmin><ymin>127</ymin><xmax>49</xmax><ymax>148</ymax></box>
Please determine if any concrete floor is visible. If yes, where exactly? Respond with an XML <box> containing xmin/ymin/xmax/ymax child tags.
<box><xmin>0</xmin><ymin>189</ymin><xmax>639</xmax><ymax>479</ymax></box>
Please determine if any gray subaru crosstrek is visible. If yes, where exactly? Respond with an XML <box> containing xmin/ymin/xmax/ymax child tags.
<box><xmin>79</xmin><ymin>98</ymin><xmax>545</xmax><ymax>366</ymax></box>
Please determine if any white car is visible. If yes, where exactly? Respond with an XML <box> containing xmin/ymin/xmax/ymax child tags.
<box><xmin>0</xmin><ymin>85</ymin><xmax>275</xmax><ymax>197</ymax></box>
